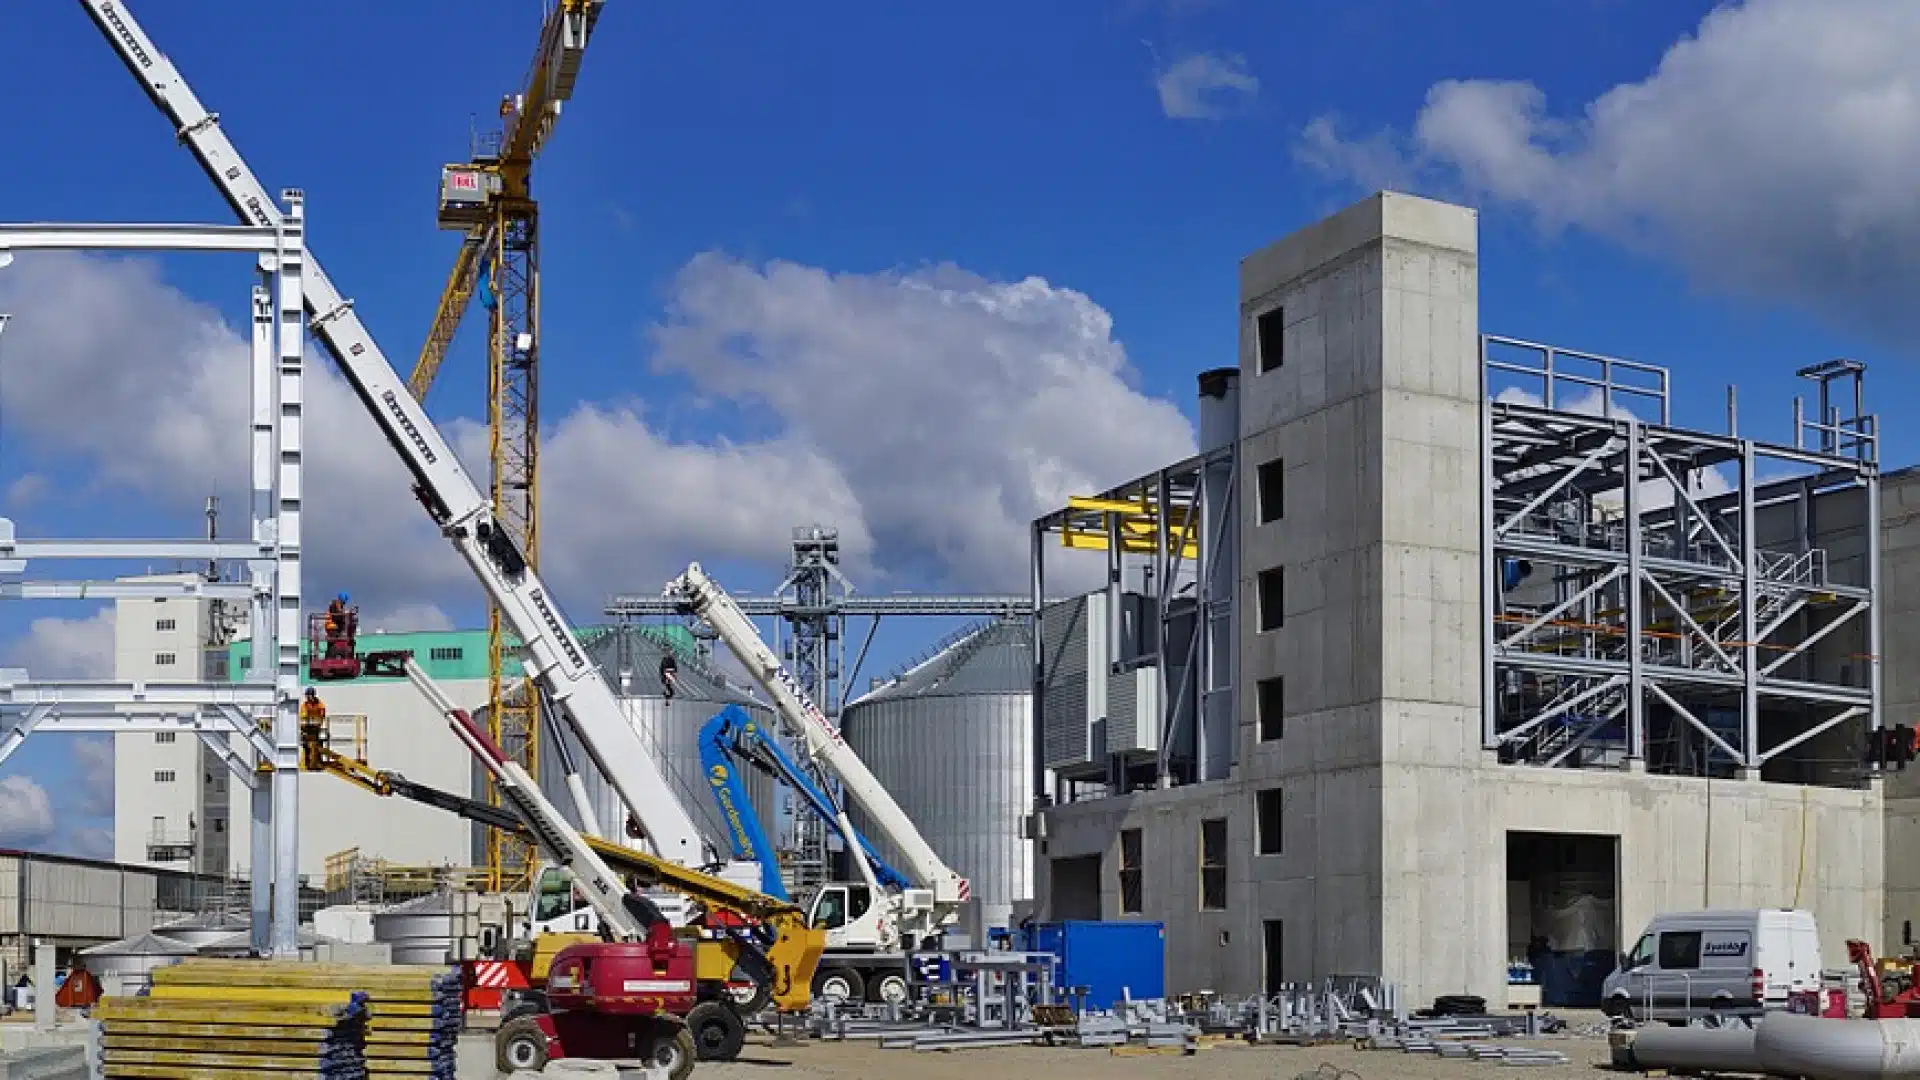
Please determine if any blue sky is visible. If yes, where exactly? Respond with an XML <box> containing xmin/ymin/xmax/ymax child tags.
<box><xmin>0</xmin><ymin>0</ymin><xmax>1912</xmax><ymax>858</ymax></box>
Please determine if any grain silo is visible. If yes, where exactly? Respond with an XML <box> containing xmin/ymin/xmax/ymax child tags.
<box><xmin>522</xmin><ymin>625</ymin><xmax>780</xmax><ymax>864</ymax></box>
<box><xmin>841</xmin><ymin>618</ymin><xmax>1034</xmax><ymax>933</ymax></box>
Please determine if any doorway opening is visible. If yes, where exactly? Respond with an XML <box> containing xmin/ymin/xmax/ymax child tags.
<box><xmin>1507</xmin><ymin>831</ymin><xmax>1620</xmax><ymax>1007</ymax></box>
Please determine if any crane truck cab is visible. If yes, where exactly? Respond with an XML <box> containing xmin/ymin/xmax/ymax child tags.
<box><xmin>1602</xmin><ymin>908</ymin><xmax>1822</xmax><ymax>1023</ymax></box>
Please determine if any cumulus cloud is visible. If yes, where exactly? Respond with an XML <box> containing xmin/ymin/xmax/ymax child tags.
<box><xmin>62</xmin><ymin>826</ymin><xmax>112</xmax><ymax>860</ymax></box>
<box><xmin>1154</xmin><ymin>52</ymin><xmax>1259</xmax><ymax>120</ymax></box>
<box><xmin>0</xmin><ymin>776</ymin><xmax>55</xmax><ymax>846</ymax></box>
<box><xmin>71</xmin><ymin>737</ymin><xmax>113</xmax><ymax>818</ymax></box>
<box><xmin>1296</xmin><ymin>0</ymin><xmax>1920</xmax><ymax>342</ymax></box>
<box><xmin>4</xmin><ymin>607</ymin><xmax>115</xmax><ymax>679</ymax></box>
<box><xmin>358</xmin><ymin>603</ymin><xmax>455</xmax><ymax>635</ymax></box>
<box><xmin>0</xmin><ymin>249</ymin><xmax>1192</xmax><ymax>616</ymax></box>
<box><xmin>649</xmin><ymin>255</ymin><xmax>1197</xmax><ymax>590</ymax></box>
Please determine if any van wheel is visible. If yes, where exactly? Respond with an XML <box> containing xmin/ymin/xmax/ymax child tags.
<box><xmin>1601</xmin><ymin>996</ymin><xmax>1631</xmax><ymax>1020</ymax></box>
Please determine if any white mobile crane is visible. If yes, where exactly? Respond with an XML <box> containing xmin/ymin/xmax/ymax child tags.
<box><xmin>665</xmin><ymin>563</ymin><xmax>972</xmax><ymax>1004</ymax></box>
<box><xmin>76</xmin><ymin>0</ymin><xmax>758</xmax><ymax>892</ymax></box>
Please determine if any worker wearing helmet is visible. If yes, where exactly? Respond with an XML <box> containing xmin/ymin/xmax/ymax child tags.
<box><xmin>299</xmin><ymin>688</ymin><xmax>328</xmax><ymax>756</ymax></box>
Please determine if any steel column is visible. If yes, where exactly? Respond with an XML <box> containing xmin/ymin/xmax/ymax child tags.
<box><xmin>1740</xmin><ymin>441</ymin><xmax>1760</xmax><ymax>772</ymax></box>
<box><xmin>268</xmin><ymin>194</ymin><xmax>307</xmax><ymax>957</ymax></box>
<box><xmin>1480</xmin><ymin>336</ymin><xmax>1499</xmax><ymax>748</ymax></box>
<box><xmin>1625</xmin><ymin>421</ymin><xmax>1644</xmax><ymax>765</ymax></box>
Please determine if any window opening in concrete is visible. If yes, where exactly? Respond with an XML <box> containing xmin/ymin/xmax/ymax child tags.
<box><xmin>154</xmin><ymin>652</ymin><xmax>177</xmax><ymax>666</ymax></box>
<box><xmin>1258</xmin><ymin>567</ymin><xmax>1285</xmax><ymax>632</ymax></box>
<box><xmin>1199</xmin><ymin>818</ymin><xmax>1227</xmax><ymax>910</ymax></box>
<box><xmin>1258</xmin><ymin>457</ymin><xmax>1285</xmax><ymax>523</ymax></box>
<box><xmin>1256</xmin><ymin>307</ymin><xmax>1284</xmax><ymax>373</ymax></box>
<box><xmin>155</xmin><ymin>618</ymin><xmax>176</xmax><ymax>631</ymax></box>
<box><xmin>1052</xmin><ymin>855</ymin><xmax>1102</xmax><ymax>920</ymax></box>
<box><xmin>1263</xmin><ymin>919</ymin><xmax>1285</xmax><ymax>993</ymax></box>
<box><xmin>1507</xmin><ymin>831</ymin><xmax>1619</xmax><ymax>1009</ymax></box>
<box><xmin>154</xmin><ymin>770</ymin><xmax>175</xmax><ymax>783</ymax></box>
<box><xmin>1119</xmin><ymin>829</ymin><xmax>1143</xmax><ymax>914</ymax></box>
<box><xmin>155</xmin><ymin>732</ymin><xmax>176</xmax><ymax>744</ymax></box>
<box><xmin>1256</xmin><ymin>788</ymin><xmax>1283</xmax><ymax>855</ymax></box>
<box><xmin>1258</xmin><ymin>676</ymin><xmax>1284</xmax><ymax>741</ymax></box>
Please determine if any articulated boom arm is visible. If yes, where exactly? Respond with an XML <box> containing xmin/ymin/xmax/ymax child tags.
<box><xmin>78</xmin><ymin>0</ymin><xmax>711</xmax><ymax>869</ymax></box>
<box><xmin>700</xmin><ymin>706</ymin><xmax>909</xmax><ymax>900</ymax></box>
<box><xmin>666</xmin><ymin>564</ymin><xmax>969</xmax><ymax>909</ymax></box>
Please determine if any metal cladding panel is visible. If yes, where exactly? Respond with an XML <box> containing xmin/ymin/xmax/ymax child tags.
<box><xmin>845</xmin><ymin>619</ymin><xmax>1038</xmax><ymax>926</ymax></box>
<box><xmin>843</xmin><ymin>691</ymin><xmax>1033</xmax><ymax>926</ymax></box>
<box><xmin>25</xmin><ymin>860</ymin><xmax>128</xmax><ymax>940</ymax></box>
<box><xmin>0</xmin><ymin>857</ymin><xmax>18</xmax><ymax>935</ymax></box>
<box><xmin>1040</xmin><ymin>596</ymin><xmax>1092</xmax><ymax>770</ymax></box>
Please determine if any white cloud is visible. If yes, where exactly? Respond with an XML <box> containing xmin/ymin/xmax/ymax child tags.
<box><xmin>649</xmin><ymin>255</ymin><xmax>1197</xmax><ymax>591</ymax></box>
<box><xmin>1296</xmin><ymin>0</ymin><xmax>1920</xmax><ymax>341</ymax></box>
<box><xmin>0</xmin><ymin>249</ymin><xmax>1193</xmax><ymax>617</ymax></box>
<box><xmin>1154</xmin><ymin>52</ymin><xmax>1259</xmax><ymax>120</ymax></box>
<box><xmin>358</xmin><ymin>603</ymin><xmax>455</xmax><ymax>635</ymax></box>
<box><xmin>4</xmin><ymin>607</ymin><xmax>114</xmax><ymax>680</ymax></box>
<box><xmin>0</xmin><ymin>776</ymin><xmax>55</xmax><ymax>846</ymax></box>
<box><xmin>63</xmin><ymin>826</ymin><xmax>112</xmax><ymax>860</ymax></box>
<box><xmin>71</xmin><ymin>737</ymin><xmax>113</xmax><ymax>818</ymax></box>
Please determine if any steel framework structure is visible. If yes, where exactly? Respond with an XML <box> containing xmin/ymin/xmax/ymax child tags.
<box><xmin>606</xmin><ymin>524</ymin><xmax>1026</xmax><ymax>889</ymax></box>
<box><xmin>0</xmin><ymin>200</ymin><xmax>310</xmax><ymax>954</ymax></box>
<box><xmin>411</xmin><ymin>1</ymin><xmax>605</xmax><ymax>892</ymax></box>
<box><xmin>1029</xmin><ymin>440</ymin><xmax>1238</xmax><ymax>797</ymax></box>
<box><xmin>1481</xmin><ymin>336</ymin><xmax>1881</xmax><ymax>782</ymax></box>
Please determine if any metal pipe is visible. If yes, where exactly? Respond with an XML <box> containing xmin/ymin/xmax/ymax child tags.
<box><xmin>1627</xmin><ymin>1024</ymin><xmax>1760</xmax><ymax>1074</ymax></box>
<box><xmin>1756</xmin><ymin>1012</ymin><xmax>1920</xmax><ymax>1079</ymax></box>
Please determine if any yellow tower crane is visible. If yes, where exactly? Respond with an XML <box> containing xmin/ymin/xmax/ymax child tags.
<box><xmin>411</xmin><ymin>0</ymin><xmax>607</xmax><ymax>893</ymax></box>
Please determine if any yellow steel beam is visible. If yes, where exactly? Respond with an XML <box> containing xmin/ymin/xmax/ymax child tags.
<box><xmin>1058</xmin><ymin>530</ymin><xmax>1199</xmax><ymax>560</ymax></box>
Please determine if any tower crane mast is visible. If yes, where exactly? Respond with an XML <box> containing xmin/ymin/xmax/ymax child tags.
<box><xmin>413</xmin><ymin>0</ymin><xmax>608</xmax><ymax>892</ymax></box>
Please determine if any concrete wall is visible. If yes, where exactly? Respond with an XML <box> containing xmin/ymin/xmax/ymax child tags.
<box><xmin>1881</xmin><ymin>467</ymin><xmax>1920</xmax><ymax>947</ymax></box>
<box><xmin>1038</xmin><ymin>189</ymin><xmax>1886</xmax><ymax>1005</ymax></box>
<box><xmin>228</xmin><ymin>678</ymin><xmax>485</xmax><ymax>881</ymax></box>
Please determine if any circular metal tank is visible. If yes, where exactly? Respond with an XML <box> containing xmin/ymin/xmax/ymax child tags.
<box><xmin>373</xmin><ymin>891</ymin><xmax>455</xmax><ymax>966</ymax></box>
<box><xmin>77</xmin><ymin>932</ymin><xmax>196</xmax><ymax>997</ymax></box>
<box><xmin>529</xmin><ymin>626</ymin><xmax>779</xmax><ymax>862</ymax></box>
<box><xmin>150</xmin><ymin>914</ymin><xmax>251</xmax><ymax>950</ymax></box>
<box><xmin>841</xmin><ymin>618</ymin><xmax>1034</xmax><ymax>932</ymax></box>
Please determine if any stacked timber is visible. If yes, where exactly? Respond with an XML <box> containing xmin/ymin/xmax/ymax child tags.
<box><xmin>141</xmin><ymin>958</ymin><xmax>464</xmax><ymax>1079</ymax></box>
<box><xmin>96</xmin><ymin>992</ymin><xmax>371</xmax><ymax>1078</ymax></box>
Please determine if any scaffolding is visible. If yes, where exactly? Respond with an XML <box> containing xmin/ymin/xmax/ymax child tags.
<box><xmin>1481</xmin><ymin>336</ymin><xmax>1880</xmax><ymax>784</ymax></box>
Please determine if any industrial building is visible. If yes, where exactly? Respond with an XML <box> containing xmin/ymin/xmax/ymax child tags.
<box><xmin>1030</xmin><ymin>191</ymin><xmax>1888</xmax><ymax>1008</ymax></box>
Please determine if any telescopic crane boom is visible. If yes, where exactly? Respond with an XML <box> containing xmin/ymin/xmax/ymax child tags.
<box><xmin>665</xmin><ymin>563</ymin><xmax>970</xmax><ymax>944</ymax></box>
<box><xmin>75</xmin><ymin>0</ymin><xmax>732</xmax><ymax>875</ymax></box>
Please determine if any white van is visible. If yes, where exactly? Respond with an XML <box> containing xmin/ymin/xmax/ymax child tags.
<box><xmin>1601</xmin><ymin>909</ymin><xmax>1821</xmax><ymax>1021</ymax></box>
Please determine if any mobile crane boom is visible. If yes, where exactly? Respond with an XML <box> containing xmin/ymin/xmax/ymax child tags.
<box><xmin>665</xmin><ymin>564</ymin><xmax>970</xmax><ymax>925</ymax></box>
<box><xmin>78</xmin><ymin>0</ymin><xmax>720</xmax><ymax>870</ymax></box>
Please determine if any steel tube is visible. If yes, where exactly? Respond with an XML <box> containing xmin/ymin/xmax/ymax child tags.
<box><xmin>1756</xmin><ymin>1013</ymin><xmax>1920</xmax><ymax>1080</ymax></box>
<box><xmin>1627</xmin><ymin>1024</ymin><xmax>1760</xmax><ymax>1074</ymax></box>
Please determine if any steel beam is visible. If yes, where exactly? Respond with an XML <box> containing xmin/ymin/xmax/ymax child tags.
<box><xmin>0</xmin><ymin>222</ymin><xmax>279</xmax><ymax>253</ymax></box>
<box><xmin>0</xmin><ymin>579</ymin><xmax>252</xmax><ymax>600</ymax></box>
<box><xmin>0</xmin><ymin>678</ymin><xmax>276</xmax><ymax>708</ymax></box>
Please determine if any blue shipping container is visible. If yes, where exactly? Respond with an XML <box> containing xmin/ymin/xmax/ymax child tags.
<box><xmin>1022</xmin><ymin>921</ymin><xmax>1165</xmax><ymax>1009</ymax></box>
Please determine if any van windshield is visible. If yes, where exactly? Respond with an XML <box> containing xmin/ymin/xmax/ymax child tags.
<box><xmin>1625</xmin><ymin>934</ymin><xmax>1654</xmax><ymax>969</ymax></box>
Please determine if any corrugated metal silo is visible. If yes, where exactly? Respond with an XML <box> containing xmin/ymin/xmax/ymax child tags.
<box><xmin>841</xmin><ymin>618</ymin><xmax>1034</xmax><ymax>932</ymax></box>
<box><xmin>528</xmin><ymin>626</ymin><xmax>780</xmax><ymax>863</ymax></box>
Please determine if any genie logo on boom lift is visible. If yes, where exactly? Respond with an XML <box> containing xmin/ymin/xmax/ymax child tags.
<box><xmin>97</xmin><ymin>4</ymin><xmax>153</xmax><ymax>70</ymax></box>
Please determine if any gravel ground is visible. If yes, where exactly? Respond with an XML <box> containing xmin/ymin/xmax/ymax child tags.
<box><xmin>456</xmin><ymin>1015</ymin><xmax>1620</xmax><ymax>1079</ymax></box>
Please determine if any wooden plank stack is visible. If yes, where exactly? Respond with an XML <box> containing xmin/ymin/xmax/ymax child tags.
<box><xmin>95</xmin><ymin>992</ymin><xmax>371</xmax><ymax>1078</ymax></box>
<box><xmin>97</xmin><ymin>958</ymin><xmax>464</xmax><ymax>1080</ymax></box>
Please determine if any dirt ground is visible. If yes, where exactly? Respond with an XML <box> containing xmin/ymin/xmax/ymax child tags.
<box><xmin>458</xmin><ymin>1021</ymin><xmax>1620</xmax><ymax>1079</ymax></box>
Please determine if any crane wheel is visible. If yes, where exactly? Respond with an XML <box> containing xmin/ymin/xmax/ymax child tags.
<box><xmin>686</xmin><ymin>1000</ymin><xmax>747</xmax><ymax>1061</ymax></box>
<box><xmin>495</xmin><ymin>1015</ymin><xmax>551</xmax><ymax>1074</ymax></box>
<box><xmin>726</xmin><ymin>980</ymin><xmax>772</xmax><ymax>1017</ymax></box>
<box><xmin>812</xmin><ymin>965</ymin><xmax>865</xmax><ymax>1004</ymax></box>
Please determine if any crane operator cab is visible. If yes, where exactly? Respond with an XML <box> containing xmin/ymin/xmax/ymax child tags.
<box><xmin>809</xmin><ymin>883</ymin><xmax>878</xmax><ymax>946</ymax></box>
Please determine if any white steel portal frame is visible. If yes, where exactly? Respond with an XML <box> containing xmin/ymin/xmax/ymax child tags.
<box><xmin>0</xmin><ymin>196</ymin><xmax>309</xmax><ymax>956</ymax></box>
